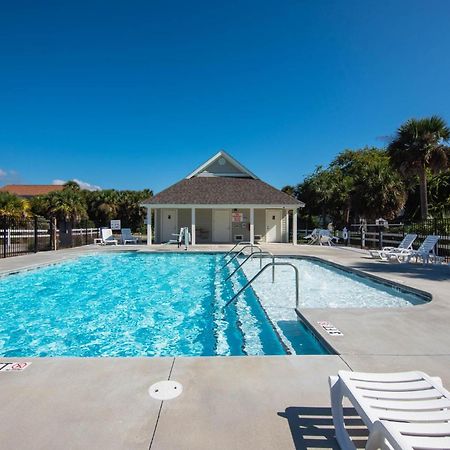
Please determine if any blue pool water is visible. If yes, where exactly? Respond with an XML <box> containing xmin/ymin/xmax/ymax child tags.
<box><xmin>0</xmin><ymin>252</ymin><xmax>327</xmax><ymax>357</ymax></box>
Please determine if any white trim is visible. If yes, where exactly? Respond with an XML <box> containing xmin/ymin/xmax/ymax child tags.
<box><xmin>186</xmin><ymin>150</ymin><xmax>259</xmax><ymax>180</ymax></box>
<box><xmin>196</xmin><ymin>172</ymin><xmax>251</xmax><ymax>178</ymax></box>
<box><xmin>142</xmin><ymin>203</ymin><xmax>304</xmax><ymax>209</ymax></box>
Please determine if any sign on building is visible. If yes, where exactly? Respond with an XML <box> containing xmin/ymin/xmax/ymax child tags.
<box><xmin>232</xmin><ymin>212</ymin><xmax>244</xmax><ymax>222</ymax></box>
<box><xmin>110</xmin><ymin>219</ymin><xmax>121</xmax><ymax>230</ymax></box>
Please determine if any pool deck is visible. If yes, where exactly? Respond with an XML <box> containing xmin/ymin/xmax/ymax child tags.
<box><xmin>0</xmin><ymin>244</ymin><xmax>449</xmax><ymax>449</ymax></box>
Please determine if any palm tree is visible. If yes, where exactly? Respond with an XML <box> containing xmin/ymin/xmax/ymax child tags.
<box><xmin>0</xmin><ymin>192</ymin><xmax>29</xmax><ymax>217</ymax></box>
<box><xmin>388</xmin><ymin>116</ymin><xmax>450</xmax><ymax>220</ymax></box>
<box><xmin>46</xmin><ymin>190</ymin><xmax>87</xmax><ymax>222</ymax></box>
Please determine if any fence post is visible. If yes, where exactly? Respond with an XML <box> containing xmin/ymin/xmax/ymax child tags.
<box><xmin>379</xmin><ymin>228</ymin><xmax>383</xmax><ymax>250</ymax></box>
<box><xmin>2</xmin><ymin>218</ymin><xmax>6</xmax><ymax>258</ymax></box>
<box><xmin>49</xmin><ymin>218</ymin><xmax>53</xmax><ymax>251</ymax></box>
<box><xmin>53</xmin><ymin>218</ymin><xmax>58</xmax><ymax>250</ymax></box>
<box><xmin>85</xmin><ymin>220</ymin><xmax>88</xmax><ymax>245</ymax></box>
<box><xmin>34</xmin><ymin>216</ymin><xmax>38</xmax><ymax>253</ymax></box>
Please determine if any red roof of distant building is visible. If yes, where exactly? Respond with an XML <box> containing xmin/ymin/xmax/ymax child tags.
<box><xmin>0</xmin><ymin>184</ymin><xmax>64</xmax><ymax>197</ymax></box>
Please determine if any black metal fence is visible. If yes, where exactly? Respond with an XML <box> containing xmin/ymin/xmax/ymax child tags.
<box><xmin>0</xmin><ymin>216</ymin><xmax>100</xmax><ymax>258</ymax></box>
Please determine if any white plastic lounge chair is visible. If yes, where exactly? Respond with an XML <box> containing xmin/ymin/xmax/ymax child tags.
<box><xmin>383</xmin><ymin>235</ymin><xmax>441</xmax><ymax>264</ymax></box>
<box><xmin>304</xmin><ymin>229</ymin><xmax>319</xmax><ymax>245</ymax></box>
<box><xmin>100</xmin><ymin>228</ymin><xmax>118</xmax><ymax>245</ymax></box>
<box><xmin>121</xmin><ymin>228</ymin><xmax>138</xmax><ymax>245</ymax></box>
<box><xmin>319</xmin><ymin>229</ymin><xmax>339</xmax><ymax>246</ymax></box>
<box><xmin>369</xmin><ymin>234</ymin><xmax>417</xmax><ymax>260</ymax></box>
<box><xmin>405</xmin><ymin>235</ymin><xmax>441</xmax><ymax>264</ymax></box>
<box><xmin>329</xmin><ymin>370</ymin><xmax>450</xmax><ymax>450</ymax></box>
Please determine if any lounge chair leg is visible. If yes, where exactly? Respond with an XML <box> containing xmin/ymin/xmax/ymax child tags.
<box><xmin>329</xmin><ymin>376</ymin><xmax>357</xmax><ymax>450</ymax></box>
<box><xmin>365</xmin><ymin>421</ymin><xmax>390</xmax><ymax>450</ymax></box>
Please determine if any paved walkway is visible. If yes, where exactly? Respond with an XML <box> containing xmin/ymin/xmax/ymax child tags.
<box><xmin>0</xmin><ymin>244</ymin><xmax>449</xmax><ymax>449</ymax></box>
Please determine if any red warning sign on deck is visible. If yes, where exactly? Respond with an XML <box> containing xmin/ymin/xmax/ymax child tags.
<box><xmin>0</xmin><ymin>362</ymin><xmax>32</xmax><ymax>372</ymax></box>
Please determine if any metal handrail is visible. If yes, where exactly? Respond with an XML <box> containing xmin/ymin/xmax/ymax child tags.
<box><xmin>226</xmin><ymin>250</ymin><xmax>275</xmax><ymax>282</ymax></box>
<box><xmin>223</xmin><ymin>241</ymin><xmax>252</xmax><ymax>259</ymax></box>
<box><xmin>224</xmin><ymin>262</ymin><xmax>299</xmax><ymax>309</ymax></box>
<box><xmin>220</xmin><ymin>244</ymin><xmax>262</xmax><ymax>270</ymax></box>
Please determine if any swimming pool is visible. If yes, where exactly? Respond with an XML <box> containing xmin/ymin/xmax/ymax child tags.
<box><xmin>241</xmin><ymin>256</ymin><xmax>427</xmax><ymax>309</ymax></box>
<box><xmin>0</xmin><ymin>252</ymin><xmax>327</xmax><ymax>357</ymax></box>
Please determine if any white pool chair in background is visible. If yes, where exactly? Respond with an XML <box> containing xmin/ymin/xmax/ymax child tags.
<box><xmin>369</xmin><ymin>233</ymin><xmax>417</xmax><ymax>260</ymax></box>
<box><xmin>319</xmin><ymin>229</ymin><xmax>339</xmax><ymax>246</ymax></box>
<box><xmin>384</xmin><ymin>235</ymin><xmax>441</xmax><ymax>264</ymax></box>
<box><xmin>405</xmin><ymin>235</ymin><xmax>442</xmax><ymax>264</ymax></box>
<box><xmin>100</xmin><ymin>228</ymin><xmax>118</xmax><ymax>245</ymax></box>
<box><xmin>329</xmin><ymin>370</ymin><xmax>450</xmax><ymax>450</ymax></box>
<box><xmin>121</xmin><ymin>228</ymin><xmax>138</xmax><ymax>245</ymax></box>
<box><xmin>304</xmin><ymin>229</ymin><xmax>319</xmax><ymax>245</ymax></box>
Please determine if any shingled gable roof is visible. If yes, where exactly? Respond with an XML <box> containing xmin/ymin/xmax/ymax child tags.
<box><xmin>142</xmin><ymin>151</ymin><xmax>304</xmax><ymax>207</ymax></box>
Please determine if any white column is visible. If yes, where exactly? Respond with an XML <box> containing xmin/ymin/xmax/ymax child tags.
<box><xmin>146</xmin><ymin>207</ymin><xmax>152</xmax><ymax>245</ymax></box>
<box><xmin>154</xmin><ymin>209</ymin><xmax>158</xmax><ymax>244</ymax></box>
<box><xmin>191</xmin><ymin>207</ymin><xmax>196</xmax><ymax>245</ymax></box>
<box><xmin>286</xmin><ymin>210</ymin><xmax>289</xmax><ymax>243</ymax></box>
<box><xmin>250</xmin><ymin>207</ymin><xmax>255</xmax><ymax>244</ymax></box>
<box><xmin>293</xmin><ymin>209</ymin><xmax>297</xmax><ymax>245</ymax></box>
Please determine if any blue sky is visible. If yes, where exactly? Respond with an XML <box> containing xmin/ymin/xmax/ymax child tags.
<box><xmin>1</xmin><ymin>1</ymin><xmax>449</xmax><ymax>192</ymax></box>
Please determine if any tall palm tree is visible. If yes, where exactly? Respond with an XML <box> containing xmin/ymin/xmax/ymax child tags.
<box><xmin>387</xmin><ymin>116</ymin><xmax>450</xmax><ymax>220</ymax></box>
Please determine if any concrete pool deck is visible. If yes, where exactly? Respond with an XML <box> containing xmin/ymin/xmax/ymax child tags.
<box><xmin>0</xmin><ymin>244</ymin><xmax>449</xmax><ymax>449</ymax></box>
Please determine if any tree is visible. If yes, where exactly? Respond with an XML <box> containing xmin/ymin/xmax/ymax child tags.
<box><xmin>0</xmin><ymin>192</ymin><xmax>29</xmax><ymax>217</ymax></box>
<box><xmin>387</xmin><ymin>116</ymin><xmax>450</xmax><ymax>220</ymax></box>
<box><xmin>31</xmin><ymin>189</ymin><xmax>87</xmax><ymax>222</ymax></box>
<box><xmin>63</xmin><ymin>180</ymin><xmax>81</xmax><ymax>191</ymax></box>
<box><xmin>331</xmin><ymin>148</ymin><xmax>406</xmax><ymax>221</ymax></box>
<box><xmin>281</xmin><ymin>185</ymin><xmax>295</xmax><ymax>196</ymax></box>
<box><xmin>296</xmin><ymin>148</ymin><xmax>406</xmax><ymax>227</ymax></box>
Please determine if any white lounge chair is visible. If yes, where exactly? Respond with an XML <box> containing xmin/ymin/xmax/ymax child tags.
<box><xmin>383</xmin><ymin>235</ymin><xmax>441</xmax><ymax>264</ymax></box>
<box><xmin>369</xmin><ymin>234</ymin><xmax>417</xmax><ymax>260</ymax></box>
<box><xmin>304</xmin><ymin>229</ymin><xmax>319</xmax><ymax>245</ymax></box>
<box><xmin>405</xmin><ymin>235</ymin><xmax>442</xmax><ymax>264</ymax></box>
<box><xmin>121</xmin><ymin>228</ymin><xmax>138</xmax><ymax>245</ymax></box>
<box><xmin>329</xmin><ymin>370</ymin><xmax>450</xmax><ymax>450</ymax></box>
<box><xmin>319</xmin><ymin>229</ymin><xmax>339</xmax><ymax>246</ymax></box>
<box><xmin>100</xmin><ymin>228</ymin><xmax>118</xmax><ymax>245</ymax></box>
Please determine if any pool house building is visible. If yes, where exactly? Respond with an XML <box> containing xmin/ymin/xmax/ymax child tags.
<box><xmin>142</xmin><ymin>151</ymin><xmax>304</xmax><ymax>245</ymax></box>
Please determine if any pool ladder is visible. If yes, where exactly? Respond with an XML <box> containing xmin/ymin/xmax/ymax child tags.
<box><xmin>220</xmin><ymin>244</ymin><xmax>263</xmax><ymax>270</ymax></box>
<box><xmin>225</xmin><ymin>250</ymin><xmax>276</xmax><ymax>282</ymax></box>
<box><xmin>222</xmin><ymin>241</ymin><xmax>253</xmax><ymax>259</ymax></box>
<box><xmin>224</xmin><ymin>262</ymin><xmax>299</xmax><ymax>310</ymax></box>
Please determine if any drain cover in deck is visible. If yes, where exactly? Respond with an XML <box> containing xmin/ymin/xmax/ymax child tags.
<box><xmin>149</xmin><ymin>380</ymin><xmax>183</xmax><ymax>400</ymax></box>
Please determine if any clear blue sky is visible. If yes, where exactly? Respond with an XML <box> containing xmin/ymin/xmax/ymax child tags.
<box><xmin>1</xmin><ymin>0</ymin><xmax>449</xmax><ymax>192</ymax></box>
